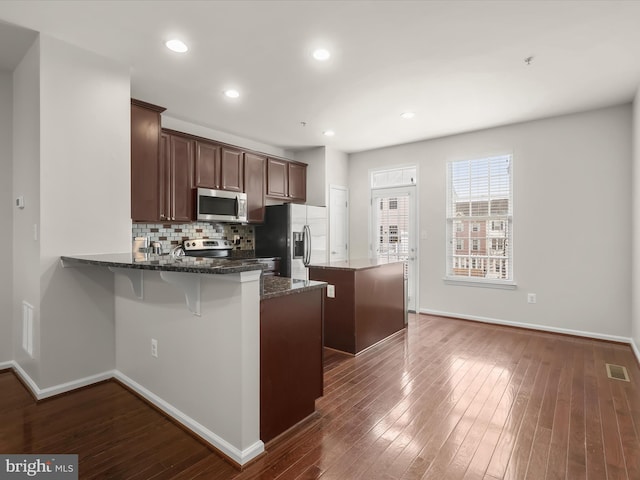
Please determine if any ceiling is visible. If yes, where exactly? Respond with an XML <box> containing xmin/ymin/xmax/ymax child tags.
<box><xmin>1</xmin><ymin>1</ymin><xmax>640</xmax><ymax>153</ymax></box>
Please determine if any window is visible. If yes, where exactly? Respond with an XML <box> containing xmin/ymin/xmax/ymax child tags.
<box><xmin>447</xmin><ymin>155</ymin><xmax>513</xmax><ymax>285</ymax></box>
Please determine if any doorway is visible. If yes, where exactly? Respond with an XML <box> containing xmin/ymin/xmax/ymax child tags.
<box><xmin>371</xmin><ymin>186</ymin><xmax>417</xmax><ymax>312</ymax></box>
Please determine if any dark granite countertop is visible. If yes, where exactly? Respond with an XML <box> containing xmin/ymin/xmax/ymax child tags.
<box><xmin>308</xmin><ymin>258</ymin><xmax>405</xmax><ymax>271</ymax></box>
<box><xmin>260</xmin><ymin>276</ymin><xmax>326</xmax><ymax>300</ymax></box>
<box><xmin>60</xmin><ymin>252</ymin><xmax>265</xmax><ymax>275</ymax></box>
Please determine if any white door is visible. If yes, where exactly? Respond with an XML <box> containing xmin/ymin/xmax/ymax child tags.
<box><xmin>371</xmin><ymin>186</ymin><xmax>417</xmax><ymax>312</ymax></box>
<box><xmin>329</xmin><ymin>185</ymin><xmax>349</xmax><ymax>262</ymax></box>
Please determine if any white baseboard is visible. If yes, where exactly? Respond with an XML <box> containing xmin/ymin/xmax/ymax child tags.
<box><xmin>11</xmin><ymin>361</ymin><xmax>115</xmax><ymax>400</ymax></box>
<box><xmin>0</xmin><ymin>360</ymin><xmax>14</xmax><ymax>370</ymax></box>
<box><xmin>114</xmin><ymin>371</ymin><xmax>264</xmax><ymax>466</ymax></box>
<box><xmin>420</xmin><ymin>308</ymin><xmax>633</xmax><ymax>344</ymax></box>
<box><xmin>4</xmin><ymin>363</ymin><xmax>263</xmax><ymax>466</ymax></box>
<box><xmin>631</xmin><ymin>338</ymin><xmax>640</xmax><ymax>366</ymax></box>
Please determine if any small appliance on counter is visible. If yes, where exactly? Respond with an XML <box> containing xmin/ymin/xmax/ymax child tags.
<box><xmin>181</xmin><ymin>238</ymin><xmax>233</xmax><ymax>258</ymax></box>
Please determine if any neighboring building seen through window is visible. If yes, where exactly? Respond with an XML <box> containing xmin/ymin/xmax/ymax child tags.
<box><xmin>446</xmin><ymin>155</ymin><xmax>513</xmax><ymax>282</ymax></box>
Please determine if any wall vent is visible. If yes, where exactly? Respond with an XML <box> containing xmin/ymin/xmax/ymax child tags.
<box><xmin>22</xmin><ymin>301</ymin><xmax>34</xmax><ymax>357</ymax></box>
<box><xmin>605</xmin><ymin>363</ymin><xmax>630</xmax><ymax>382</ymax></box>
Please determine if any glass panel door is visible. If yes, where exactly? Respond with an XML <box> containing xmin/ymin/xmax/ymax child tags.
<box><xmin>371</xmin><ymin>186</ymin><xmax>417</xmax><ymax>312</ymax></box>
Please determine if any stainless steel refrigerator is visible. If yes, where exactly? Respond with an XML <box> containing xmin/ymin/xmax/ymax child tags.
<box><xmin>255</xmin><ymin>204</ymin><xmax>327</xmax><ymax>280</ymax></box>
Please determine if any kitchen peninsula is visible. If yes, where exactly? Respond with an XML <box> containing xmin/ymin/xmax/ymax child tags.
<box><xmin>61</xmin><ymin>252</ymin><xmax>325</xmax><ymax>466</ymax></box>
<box><xmin>309</xmin><ymin>259</ymin><xmax>406</xmax><ymax>354</ymax></box>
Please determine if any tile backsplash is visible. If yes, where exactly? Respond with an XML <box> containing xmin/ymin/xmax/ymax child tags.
<box><xmin>132</xmin><ymin>222</ymin><xmax>254</xmax><ymax>254</ymax></box>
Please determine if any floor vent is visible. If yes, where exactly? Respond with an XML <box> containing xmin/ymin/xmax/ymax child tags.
<box><xmin>606</xmin><ymin>363</ymin><xmax>630</xmax><ymax>382</ymax></box>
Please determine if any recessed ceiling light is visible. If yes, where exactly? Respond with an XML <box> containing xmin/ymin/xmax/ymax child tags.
<box><xmin>313</xmin><ymin>48</ymin><xmax>331</xmax><ymax>61</ymax></box>
<box><xmin>400</xmin><ymin>112</ymin><xmax>415</xmax><ymax>119</ymax></box>
<box><xmin>224</xmin><ymin>89</ymin><xmax>240</xmax><ymax>99</ymax></box>
<box><xmin>323</xmin><ymin>130</ymin><xmax>335</xmax><ymax>137</ymax></box>
<box><xmin>165</xmin><ymin>39</ymin><xmax>188</xmax><ymax>53</ymax></box>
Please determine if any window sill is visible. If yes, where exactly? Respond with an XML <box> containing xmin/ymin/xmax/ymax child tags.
<box><xmin>443</xmin><ymin>277</ymin><xmax>517</xmax><ymax>290</ymax></box>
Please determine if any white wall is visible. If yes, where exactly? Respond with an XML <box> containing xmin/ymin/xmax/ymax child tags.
<box><xmin>325</xmin><ymin>146</ymin><xmax>349</xmax><ymax>190</ymax></box>
<box><xmin>0</xmin><ymin>71</ymin><xmax>12</xmax><ymax>363</ymax></box>
<box><xmin>632</xmin><ymin>89</ymin><xmax>640</xmax><ymax>351</ymax></box>
<box><xmin>162</xmin><ymin>115</ymin><xmax>287</xmax><ymax>158</ymax></box>
<box><xmin>10</xmin><ymin>35</ymin><xmax>131</xmax><ymax>390</ymax></box>
<box><xmin>294</xmin><ymin>147</ymin><xmax>326</xmax><ymax>206</ymax></box>
<box><xmin>12</xmin><ymin>38</ymin><xmax>41</xmax><ymax>381</ymax></box>
<box><xmin>349</xmin><ymin>105</ymin><xmax>632</xmax><ymax>339</ymax></box>
<box><xmin>36</xmin><ymin>35</ymin><xmax>131</xmax><ymax>388</ymax></box>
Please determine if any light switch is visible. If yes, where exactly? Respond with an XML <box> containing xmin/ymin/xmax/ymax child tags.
<box><xmin>327</xmin><ymin>285</ymin><xmax>335</xmax><ymax>298</ymax></box>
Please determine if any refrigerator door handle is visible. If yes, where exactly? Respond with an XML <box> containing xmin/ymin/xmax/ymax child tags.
<box><xmin>303</xmin><ymin>225</ymin><xmax>311</xmax><ymax>266</ymax></box>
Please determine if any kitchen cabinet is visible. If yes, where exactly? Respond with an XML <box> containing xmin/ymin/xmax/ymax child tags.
<box><xmin>160</xmin><ymin>132</ymin><xmax>194</xmax><ymax>222</ymax></box>
<box><xmin>194</xmin><ymin>141</ymin><xmax>243</xmax><ymax>193</ymax></box>
<box><xmin>244</xmin><ymin>152</ymin><xmax>266</xmax><ymax>223</ymax></box>
<box><xmin>260</xmin><ymin>288</ymin><xmax>323</xmax><ymax>442</ymax></box>
<box><xmin>266</xmin><ymin>158</ymin><xmax>307</xmax><ymax>203</ymax></box>
<box><xmin>288</xmin><ymin>162</ymin><xmax>307</xmax><ymax>202</ymax></box>
<box><xmin>220</xmin><ymin>147</ymin><xmax>244</xmax><ymax>192</ymax></box>
<box><xmin>131</xmin><ymin>99</ymin><xmax>166</xmax><ymax>222</ymax></box>
<box><xmin>266</xmin><ymin>158</ymin><xmax>288</xmax><ymax>198</ymax></box>
<box><xmin>194</xmin><ymin>140</ymin><xmax>220</xmax><ymax>189</ymax></box>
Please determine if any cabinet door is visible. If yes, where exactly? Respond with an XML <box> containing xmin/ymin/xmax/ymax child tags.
<box><xmin>220</xmin><ymin>147</ymin><xmax>244</xmax><ymax>192</ymax></box>
<box><xmin>159</xmin><ymin>133</ymin><xmax>171</xmax><ymax>222</ymax></box>
<box><xmin>169</xmin><ymin>135</ymin><xmax>194</xmax><ymax>222</ymax></box>
<box><xmin>244</xmin><ymin>153</ymin><xmax>266</xmax><ymax>223</ymax></box>
<box><xmin>194</xmin><ymin>141</ymin><xmax>220</xmax><ymax>189</ymax></box>
<box><xmin>266</xmin><ymin>158</ymin><xmax>288</xmax><ymax>198</ymax></box>
<box><xmin>131</xmin><ymin>103</ymin><xmax>162</xmax><ymax>221</ymax></box>
<box><xmin>288</xmin><ymin>162</ymin><xmax>307</xmax><ymax>202</ymax></box>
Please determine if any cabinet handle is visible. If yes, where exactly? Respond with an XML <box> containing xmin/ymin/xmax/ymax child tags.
<box><xmin>160</xmin><ymin>214</ymin><xmax>165</xmax><ymax>220</ymax></box>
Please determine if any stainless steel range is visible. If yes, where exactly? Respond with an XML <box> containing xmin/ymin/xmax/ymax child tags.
<box><xmin>182</xmin><ymin>238</ymin><xmax>233</xmax><ymax>258</ymax></box>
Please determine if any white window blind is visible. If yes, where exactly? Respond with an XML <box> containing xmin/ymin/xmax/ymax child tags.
<box><xmin>446</xmin><ymin>155</ymin><xmax>513</xmax><ymax>284</ymax></box>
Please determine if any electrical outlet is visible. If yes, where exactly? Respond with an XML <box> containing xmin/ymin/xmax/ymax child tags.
<box><xmin>527</xmin><ymin>293</ymin><xmax>537</xmax><ymax>304</ymax></box>
<box><xmin>151</xmin><ymin>338</ymin><xmax>158</xmax><ymax>358</ymax></box>
<box><xmin>327</xmin><ymin>285</ymin><xmax>335</xmax><ymax>298</ymax></box>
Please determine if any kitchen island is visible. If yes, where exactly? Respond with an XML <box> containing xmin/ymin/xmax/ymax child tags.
<box><xmin>61</xmin><ymin>252</ymin><xmax>325</xmax><ymax>466</ymax></box>
<box><xmin>309</xmin><ymin>259</ymin><xmax>406</xmax><ymax>354</ymax></box>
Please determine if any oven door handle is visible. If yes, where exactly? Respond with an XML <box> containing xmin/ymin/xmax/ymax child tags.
<box><xmin>234</xmin><ymin>195</ymin><xmax>239</xmax><ymax>218</ymax></box>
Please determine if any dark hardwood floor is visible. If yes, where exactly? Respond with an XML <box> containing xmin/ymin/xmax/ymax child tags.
<box><xmin>2</xmin><ymin>314</ymin><xmax>639</xmax><ymax>479</ymax></box>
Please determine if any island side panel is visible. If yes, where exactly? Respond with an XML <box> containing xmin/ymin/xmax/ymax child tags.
<box><xmin>307</xmin><ymin>267</ymin><xmax>356</xmax><ymax>354</ymax></box>
<box><xmin>354</xmin><ymin>262</ymin><xmax>405</xmax><ymax>353</ymax></box>
<box><xmin>260</xmin><ymin>288</ymin><xmax>323</xmax><ymax>442</ymax></box>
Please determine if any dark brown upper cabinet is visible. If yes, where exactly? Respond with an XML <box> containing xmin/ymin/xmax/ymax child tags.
<box><xmin>244</xmin><ymin>152</ymin><xmax>266</xmax><ymax>223</ymax></box>
<box><xmin>194</xmin><ymin>140</ymin><xmax>220</xmax><ymax>189</ymax></box>
<box><xmin>288</xmin><ymin>162</ymin><xmax>307</xmax><ymax>202</ymax></box>
<box><xmin>266</xmin><ymin>158</ymin><xmax>307</xmax><ymax>203</ymax></box>
<box><xmin>131</xmin><ymin>99</ymin><xmax>165</xmax><ymax>222</ymax></box>
<box><xmin>266</xmin><ymin>158</ymin><xmax>288</xmax><ymax>198</ymax></box>
<box><xmin>220</xmin><ymin>146</ymin><xmax>244</xmax><ymax>192</ymax></box>
<box><xmin>194</xmin><ymin>141</ymin><xmax>243</xmax><ymax>193</ymax></box>
<box><xmin>159</xmin><ymin>132</ymin><xmax>194</xmax><ymax>222</ymax></box>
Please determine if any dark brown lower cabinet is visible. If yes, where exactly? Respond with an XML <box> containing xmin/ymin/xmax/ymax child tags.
<box><xmin>260</xmin><ymin>289</ymin><xmax>323</xmax><ymax>443</ymax></box>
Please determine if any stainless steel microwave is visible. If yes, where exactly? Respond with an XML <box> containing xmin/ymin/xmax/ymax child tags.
<box><xmin>196</xmin><ymin>188</ymin><xmax>247</xmax><ymax>223</ymax></box>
